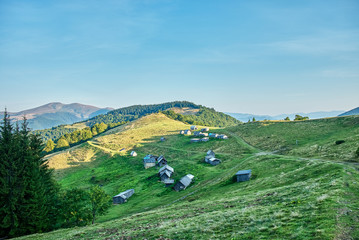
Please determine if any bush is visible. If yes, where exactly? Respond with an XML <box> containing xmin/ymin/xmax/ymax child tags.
<box><xmin>335</xmin><ymin>140</ymin><xmax>345</xmax><ymax>145</ymax></box>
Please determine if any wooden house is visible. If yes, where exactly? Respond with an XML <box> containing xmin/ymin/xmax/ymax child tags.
<box><xmin>184</xmin><ymin>130</ymin><xmax>192</xmax><ymax>135</ymax></box>
<box><xmin>160</xmin><ymin>137</ymin><xmax>166</xmax><ymax>142</ymax></box>
<box><xmin>235</xmin><ymin>170</ymin><xmax>252</xmax><ymax>182</ymax></box>
<box><xmin>179</xmin><ymin>130</ymin><xmax>185</xmax><ymax>134</ymax></box>
<box><xmin>217</xmin><ymin>134</ymin><xmax>228</xmax><ymax>139</ymax></box>
<box><xmin>159</xmin><ymin>165</ymin><xmax>174</xmax><ymax>175</ymax></box>
<box><xmin>157</xmin><ymin>155</ymin><xmax>167</xmax><ymax>167</ymax></box>
<box><xmin>174</xmin><ymin>174</ymin><xmax>194</xmax><ymax>191</ymax></box>
<box><xmin>130</xmin><ymin>151</ymin><xmax>137</xmax><ymax>157</ymax></box>
<box><xmin>190</xmin><ymin>125</ymin><xmax>198</xmax><ymax>130</ymax></box>
<box><xmin>159</xmin><ymin>165</ymin><xmax>174</xmax><ymax>181</ymax></box>
<box><xmin>143</xmin><ymin>154</ymin><xmax>157</xmax><ymax>169</ymax></box>
<box><xmin>209</xmin><ymin>133</ymin><xmax>218</xmax><ymax>138</ymax></box>
<box><xmin>201</xmin><ymin>137</ymin><xmax>209</xmax><ymax>142</ymax></box>
<box><xmin>193</xmin><ymin>131</ymin><xmax>201</xmax><ymax>136</ymax></box>
<box><xmin>204</xmin><ymin>150</ymin><xmax>221</xmax><ymax>165</ymax></box>
<box><xmin>201</xmin><ymin>127</ymin><xmax>210</xmax><ymax>132</ymax></box>
<box><xmin>113</xmin><ymin>189</ymin><xmax>135</xmax><ymax>204</ymax></box>
<box><xmin>190</xmin><ymin>138</ymin><xmax>200</xmax><ymax>143</ymax></box>
<box><xmin>199</xmin><ymin>132</ymin><xmax>208</xmax><ymax>137</ymax></box>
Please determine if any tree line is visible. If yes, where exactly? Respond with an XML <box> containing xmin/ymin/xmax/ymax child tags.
<box><xmin>43</xmin><ymin>121</ymin><xmax>127</xmax><ymax>153</ymax></box>
<box><xmin>162</xmin><ymin>108</ymin><xmax>240</xmax><ymax>127</ymax></box>
<box><xmin>0</xmin><ymin>112</ymin><xmax>112</xmax><ymax>238</ymax></box>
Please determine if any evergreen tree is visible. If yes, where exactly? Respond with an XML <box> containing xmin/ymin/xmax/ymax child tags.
<box><xmin>284</xmin><ymin>117</ymin><xmax>290</xmax><ymax>121</ymax></box>
<box><xmin>252</xmin><ymin>117</ymin><xmax>256</xmax><ymax>122</ymax></box>
<box><xmin>0</xmin><ymin>113</ymin><xmax>61</xmax><ymax>238</ymax></box>
<box><xmin>89</xmin><ymin>186</ymin><xmax>111</xmax><ymax>224</ymax></box>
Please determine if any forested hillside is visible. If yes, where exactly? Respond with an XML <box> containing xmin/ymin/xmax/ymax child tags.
<box><xmin>35</xmin><ymin>101</ymin><xmax>239</xmax><ymax>143</ymax></box>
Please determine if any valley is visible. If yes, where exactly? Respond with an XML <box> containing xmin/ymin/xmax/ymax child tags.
<box><xmin>18</xmin><ymin>112</ymin><xmax>359</xmax><ymax>239</ymax></box>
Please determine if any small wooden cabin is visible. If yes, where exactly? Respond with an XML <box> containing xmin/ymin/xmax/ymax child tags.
<box><xmin>201</xmin><ymin>127</ymin><xmax>210</xmax><ymax>132</ymax></box>
<box><xmin>184</xmin><ymin>130</ymin><xmax>192</xmax><ymax>135</ymax></box>
<box><xmin>209</xmin><ymin>133</ymin><xmax>218</xmax><ymax>138</ymax></box>
<box><xmin>113</xmin><ymin>189</ymin><xmax>135</xmax><ymax>204</ymax></box>
<box><xmin>190</xmin><ymin>125</ymin><xmax>198</xmax><ymax>130</ymax></box>
<box><xmin>190</xmin><ymin>138</ymin><xmax>200</xmax><ymax>143</ymax></box>
<box><xmin>217</xmin><ymin>134</ymin><xmax>228</xmax><ymax>139</ymax></box>
<box><xmin>160</xmin><ymin>137</ymin><xmax>166</xmax><ymax>142</ymax></box>
<box><xmin>143</xmin><ymin>154</ymin><xmax>157</xmax><ymax>169</ymax></box>
<box><xmin>130</xmin><ymin>151</ymin><xmax>137</xmax><ymax>157</ymax></box>
<box><xmin>157</xmin><ymin>155</ymin><xmax>167</xmax><ymax>167</ymax></box>
<box><xmin>193</xmin><ymin>131</ymin><xmax>201</xmax><ymax>136</ymax></box>
<box><xmin>159</xmin><ymin>165</ymin><xmax>174</xmax><ymax>175</ymax></box>
<box><xmin>199</xmin><ymin>132</ymin><xmax>208</xmax><ymax>137</ymax></box>
<box><xmin>174</xmin><ymin>174</ymin><xmax>194</xmax><ymax>191</ymax></box>
<box><xmin>204</xmin><ymin>150</ymin><xmax>221</xmax><ymax>165</ymax></box>
<box><xmin>235</xmin><ymin>170</ymin><xmax>252</xmax><ymax>182</ymax></box>
<box><xmin>179</xmin><ymin>130</ymin><xmax>185</xmax><ymax>134</ymax></box>
<box><xmin>201</xmin><ymin>137</ymin><xmax>209</xmax><ymax>142</ymax></box>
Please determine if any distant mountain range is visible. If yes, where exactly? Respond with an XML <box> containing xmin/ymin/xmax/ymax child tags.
<box><xmin>226</xmin><ymin>110</ymin><xmax>345</xmax><ymax>122</ymax></box>
<box><xmin>1</xmin><ymin>102</ymin><xmax>113</xmax><ymax>130</ymax></box>
<box><xmin>338</xmin><ymin>107</ymin><xmax>359</xmax><ymax>117</ymax></box>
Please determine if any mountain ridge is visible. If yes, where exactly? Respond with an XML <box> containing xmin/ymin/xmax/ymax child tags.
<box><xmin>1</xmin><ymin>102</ymin><xmax>113</xmax><ymax>130</ymax></box>
<box><xmin>339</xmin><ymin>107</ymin><xmax>359</xmax><ymax>116</ymax></box>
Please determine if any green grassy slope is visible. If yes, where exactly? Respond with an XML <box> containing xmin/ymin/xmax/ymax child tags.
<box><xmin>18</xmin><ymin>114</ymin><xmax>359</xmax><ymax>239</ymax></box>
<box><xmin>230</xmin><ymin>116</ymin><xmax>359</xmax><ymax>162</ymax></box>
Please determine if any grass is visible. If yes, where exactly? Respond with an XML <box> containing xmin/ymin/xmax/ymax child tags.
<box><xmin>230</xmin><ymin>116</ymin><xmax>359</xmax><ymax>162</ymax></box>
<box><xmin>17</xmin><ymin>113</ymin><xmax>359</xmax><ymax>239</ymax></box>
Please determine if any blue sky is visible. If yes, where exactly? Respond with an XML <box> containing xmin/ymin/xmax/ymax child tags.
<box><xmin>0</xmin><ymin>0</ymin><xmax>358</xmax><ymax>114</ymax></box>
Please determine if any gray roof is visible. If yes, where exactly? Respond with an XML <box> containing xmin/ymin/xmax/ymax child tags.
<box><xmin>143</xmin><ymin>154</ymin><xmax>157</xmax><ymax>163</ymax></box>
<box><xmin>157</xmin><ymin>155</ymin><xmax>166</xmax><ymax>163</ymax></box>
<box><xmin>113</xmin><ymin>189</ymin><xmax>134</xmax><ymax>199</ymax></box>
<box><xmin>159</xmin><ymin>164</ymin><xmax>174</xmax><ymax>174</ymax></box>
<box><xmin>180</xmin><ymin>174</ymin><xmax>194</xmax><ymax>187</ymax></box>
<box><xmin>207</xmin><ymin>150</ymin><xmax>215</xmax><ymax>156</ymax></box>
<box><xmin>236</xmin><ymin>170</ymin><xmax>251</xmax><ymax>175</ymax></box>
<box><xmin>163</xmin><ymin>179</ymin><xmax>174</xmax><ymax>184</ymax></box>
<box><xmin>160</xmin><ymin>170</ymin><xmax>173</xmax><ymax>178</ymax></box>
<box><xmin>208</xmin><ymin>157</ymin><xmax>220</xmax><ymax>163</ymax></box>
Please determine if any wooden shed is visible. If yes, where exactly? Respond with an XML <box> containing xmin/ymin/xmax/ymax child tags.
<box><xmin>174</xmin><ymin>174</ymin><xmax>194</xmax><ymax>191</ymax></box>
<box><xmin>143</xmin><ymin>154</ymin><xmax>157</xmax><ymax>169</ymax></box>
<box><xmin>201</xmin><ymin>137</ymin><xmax>209</xmax><ymax>142</ymax></box>
<box><xmin>113</xmin><ymin>189</ymin><xmax>135</xmax><ymax>204</ymax></box>
<box><xmin>159</xmin><ymin>165</ymin><xmax>174</xmax><ymax>175</ymax></box>
<box><xmin>190</xmin><ymin>125</ymin><xmax>198</xmax><ymax>130</ymax></box>
<box><xmin>193</xmin><ymin>131</ymin><xmax>201</xmax><ymax>136</ymax></box>
<box><xmin>199</xmin><ymin>132</ymin><xmax>208</xmax><ymax>137</ymax></box>
<box><xmin>201</xmin><ymin>127</ymin><xmax>210</xmax><ymax>132</ymax></box>
<box><xmin>184</xmin><ymin>130</ymin><xmax>192</xmax><ymax>135</ymax></box>
<box><xmin>157</xmin><ymin>155</ymin><xmax>167</xmax><ymax>167</ymax></box>
<box><xmin>204</xmin><ymin>150</ymin><xmax>221</xmax><ymax>165</ymax></box>
<box><xmin>217</xmin><ymin>134</ymin><xmax>228</xmax><ymax>139</ymax></box>
<box><xmin>160</xmin><ymin>137</ymin><xmax>166</xmax><ymax>142</ymax></box>
<box><xmin>235</xmin><ymin>170</ymin><xmax>252</xmax><ymax>182</ymax></box>
<box><xmin>180</xmin><ymin>130</ymin><xmax>185</xmax><ymax>135</ymax></box>
<box><xmin>190</xmin><ymin>138</ymin><xmax>200</xmax><ymax>143</ymax></box>
<box><xmin>130</xmin><ymin>151</ymin><xmax>137</xmax><ymax>157</ymax></box>
<box><xmin>209</xmin><ymin>133</ymin><xmax>218</xmax><ymax>138</ymax></box>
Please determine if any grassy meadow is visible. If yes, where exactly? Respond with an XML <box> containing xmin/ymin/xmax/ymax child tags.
<box><xmin>17</xmin><ymin>114</ymin><xmax>359</xmax><ymax>239</ymax></box>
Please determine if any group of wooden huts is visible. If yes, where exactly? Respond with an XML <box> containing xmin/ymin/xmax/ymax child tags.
<box><xmin>179</xmin><ymin>125</ymin><xmax>228</xmax><ymax>143</ymax></box>
<box><xmin>204</xmin><ymin>150</ymin><xmax>221</xmax><ymax>166</ymax></box>
<box><xmin>143</xmin><ymin>154</ymin><xmax>167</xmax><ymax>169</ymax></box>
<box><xmin>203</xmin><ymin>149</ymin><xmax>251</xmax><ymax>182</ymax></box>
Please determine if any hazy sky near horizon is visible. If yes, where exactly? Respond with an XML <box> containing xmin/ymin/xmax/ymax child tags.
<box><xmin>0</xmin><ymin>0</ymin><xmax>358</xmax><ymax>114</ymax></box>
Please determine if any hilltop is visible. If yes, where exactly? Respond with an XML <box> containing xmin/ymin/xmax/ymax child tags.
<box><xmin>18</xmin><ymin>113</ymin><xmax>359</xmax><ymax>239</ymax></box>
<box><xmin>1</xmin><ymin>102</ymin><xmax>113</xmax><ymax>130</ymax></box>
